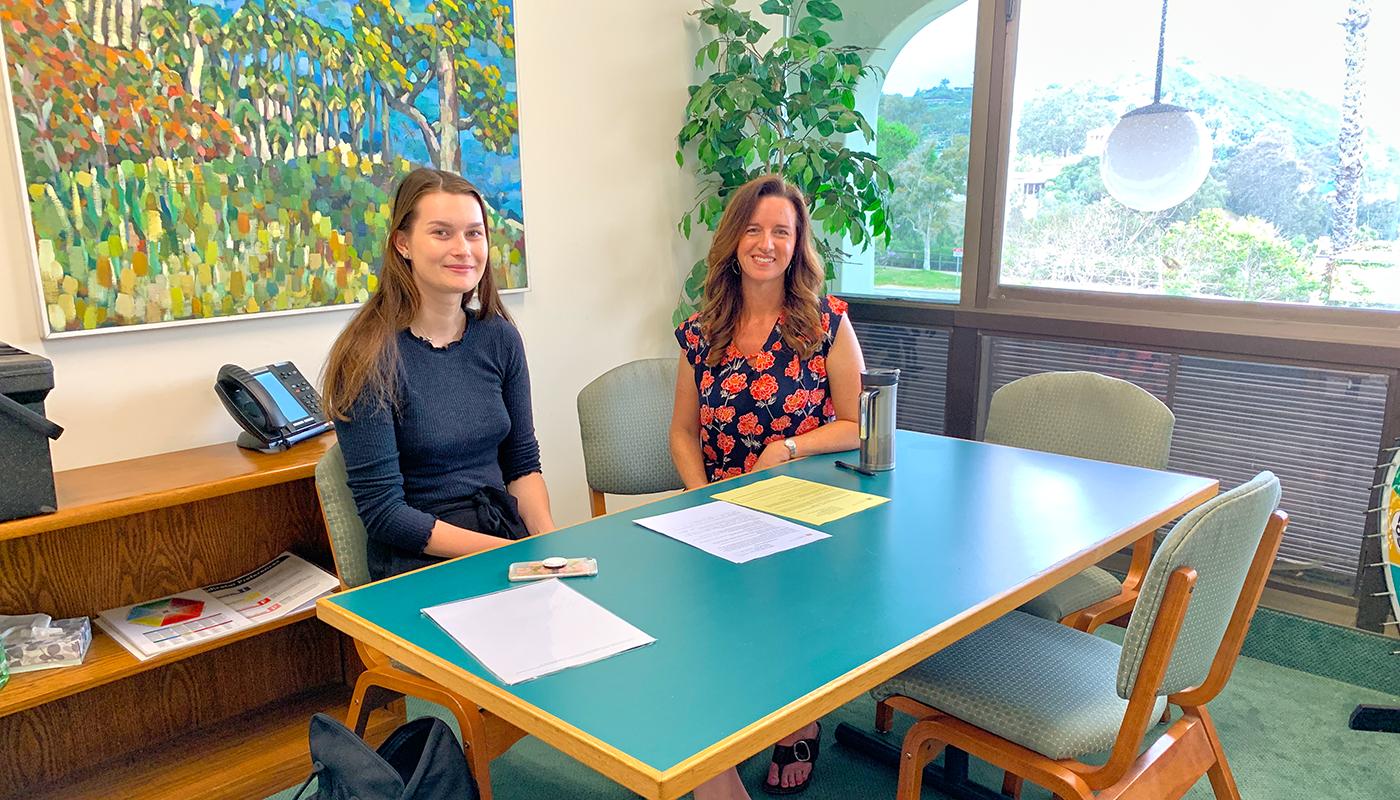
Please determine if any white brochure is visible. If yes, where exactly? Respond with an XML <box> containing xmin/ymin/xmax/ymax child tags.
<box><xmin>632</xmin><ymin>501</ymin><xmax>830</xmax><ymax>564</ymax></box>
<box><xmin>422</xmin><ymin>579</ymin><xmax>655</xmax><ymax>686</ymax></box>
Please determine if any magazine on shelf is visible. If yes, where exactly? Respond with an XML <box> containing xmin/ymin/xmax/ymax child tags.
<box><xmin>94</xmin><ymin>552</ymin><xmax>339</xmax><ymax>661</ymax></box>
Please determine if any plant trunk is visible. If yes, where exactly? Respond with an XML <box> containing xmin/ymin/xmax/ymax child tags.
<box><xmin>435</xmin><ymin>9</ymin><xmax>459</xmax><ymax>172</ymax></box>
<box><xmin>1327</xmin><ymin>0</ymin><xmax>1371</xmax><ymax>295</ymax></box>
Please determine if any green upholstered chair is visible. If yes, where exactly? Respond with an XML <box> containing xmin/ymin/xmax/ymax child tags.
<box><xmin>315</xmin><ymin>442</ymin><xmax>526</xmax><ymax>800</ymax></box>
<box><xmin>874</xmin><ymin>472</ymin><xmax>1287</xmax><ymax>800</ymax></box>
<box><xmin>577</xmin><ymin>358</ymin><xmax>685</xmax><ymax>517</ymax></box>
<box><xmin>985</xmin><ymin>371</ymin><xmax>1176</xmax><ymax>632</ymax></box>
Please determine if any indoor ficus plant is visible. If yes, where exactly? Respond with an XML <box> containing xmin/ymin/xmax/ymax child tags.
<box><xmin>675</xmin><ymin>0</ymin><xmax>893</xmax><ymax>325</ymax></box>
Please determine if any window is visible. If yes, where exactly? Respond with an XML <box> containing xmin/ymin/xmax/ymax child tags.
<box><xmin>998</xmin><ymin>0</ymin><xmax>1400</xmax><ymax>313</ymax></box>
<box><xmin>864</xmin><ymin>1</ymin><xmax>977</xmax><ymax>304</ymax></box>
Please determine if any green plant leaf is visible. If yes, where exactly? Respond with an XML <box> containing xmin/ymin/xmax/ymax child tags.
<box><xmin>797</xmin><ymin>16</ymin><xmax>823</xmax><ymax>34</ymax></box>
<box><xmin>808</xmin><ymin>1</ymin><xmax>843</xmax><ymax>21</ymax></box>
<box><xmin>759</xmin><ymin>0</ymin><xmax>787</xmax><ymax>14</ymax></box>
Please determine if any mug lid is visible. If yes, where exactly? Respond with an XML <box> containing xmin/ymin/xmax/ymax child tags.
<box><xmin>861</xmin><ymin>368</ymin><xmax>900</xmax><ymax>386</ymax></box>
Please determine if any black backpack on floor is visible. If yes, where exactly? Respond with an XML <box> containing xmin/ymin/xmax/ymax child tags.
<box><xmin>291</xmin><ymin>712</ymin><xmax>481</xmax><ymax>800</ymax></box>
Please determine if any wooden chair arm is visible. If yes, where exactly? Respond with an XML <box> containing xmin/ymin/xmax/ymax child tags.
<box><xmin>1093</xmin><ymin>566</ymin><xmax>1198</xmax><ymax>790</ymax></box>
<box><xmin>1120</xmin><ymin>533</ymin><xmax>1155</xmax><ymax>593</ymax></box>
<box><xmin>1170</xmin><ymin>510</ymin><xmax>1288</xmax><ymax>708</ymax></box>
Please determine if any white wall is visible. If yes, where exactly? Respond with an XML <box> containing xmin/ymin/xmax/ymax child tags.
<box><xmin>0</xmin><ymin>0</ymin><xmax>709</xmax><ymax>526</ymax></box>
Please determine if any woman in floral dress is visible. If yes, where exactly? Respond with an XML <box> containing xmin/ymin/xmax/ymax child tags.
<box><xmin>669</xmin><ymin>173</ymin><xmax>866</xmax><ymax>799</ymax></box>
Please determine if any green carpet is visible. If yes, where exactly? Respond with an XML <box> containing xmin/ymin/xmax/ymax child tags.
<box><xmin>263</xmin><ymin>644</ymin><xmax>1400</xmax><ymax>800</ymax></box>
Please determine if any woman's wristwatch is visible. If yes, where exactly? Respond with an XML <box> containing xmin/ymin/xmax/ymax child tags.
<box><xmin>783</xmin><ymin>438</ymin><xmax>798</xmax><ymax>461</ymax></box>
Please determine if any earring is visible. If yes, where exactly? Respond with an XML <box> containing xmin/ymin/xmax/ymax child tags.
<box><xmin>731</xmin><ymin>259</ymin><xmax>741</xmax><ymax>275</ymax></box>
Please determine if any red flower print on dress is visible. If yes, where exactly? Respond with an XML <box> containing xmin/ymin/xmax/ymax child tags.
<box><xmin>764</xmin><ymin>433</ymin><xmax>785</xmax><ymax>445</ymax></box>
<box><xmin>823</xmin><ymin>397</ymin><xmax>835</xmax><ymax>418</ymax></box>
<box><xmin>828</xmin><ymin>296</ymin><xmax>848</xmax><ymax>316</ymax></box>
<box><xmin>722</xmin><ymin>467</ymin><xmax>744</xmax><ymax>479</ymax></box>
<box><xmin>700</xmin><ymin>371</ymin><xmax>714</xmax><ymax>392</ymax></box>
<box><xmin>704</xmin><ymin>445</ymin><xmax>717</xmax><ymax>461</ymax></box>
<box><xmin>809</xmin><ymin>388</ymin><xmax>825</xmax><ymax>408</ymax></box>
<box><xmin>744</xmin><ymin>452</ymin><xmax>758</xmax><ymax>473</ymax></box>
<box><xmin>770</xmin><ymin>415</ymin><xmax>792</xmax><ymax>432</ymax></box>
<box><xmin>794</xmin><ymin>416</ymin><xmax>821</xmax><ymax>435</ymax></box>
<box><xmin>785</xmin><ymin>355</ymin><xmax>801</xmax><ymax>379</ymax></box>
<box><xmin>808</xmin><ymin>355</ymin><xmax>827</xmax><ymax>378</ymax></box>
<box><xmin>772</xmin><ymin>340</ymin><xmax>782</xmax><ymax>351</ymax></box>
<box><xmin>750</xmin><ymin>373</ymin><xmax>779</xmax><ymax>402</ymax></box>
<box><xmin>783</xmin><ymin>389</ymin><xmax>810</xmax><ymax>414</ymax></box>
<box><xmin>715</xmin><ymin>406</ymin><xmax>736</xmax><ymax>423</ymax></box>
<box><xmin>700</xmin><ymin>405</ymin><xmax>714</xmax><ymax>426</ymax></box>
<box><xmin>737</xmin><ymin>413</ymin><xmax>763</xmax><ymax>436</ymax></box>
<box><xmin>718</xmin><ymin>433</ymin><xmax>735</xmax><ymax>454</ymax></box>
<box><xmin>724</xmin><ymin>344</ymin><xmax>743</xmax><ymax>363</ymax></box>
<box><xmin>700</xmin><ymin>427</ymin><xmax>710</xmax><ymax>443</ymax></box>
<box><xmin>749</xmin><ymin>351</ymin><xmax>775</xmax><ymax>371</ymax></box>
<box><xmin>685</xmin><ymin>328</ymin><xmax>700</xmax><ymax>348</ymax></box>
<box><xmin>721</xmin><ymin>373</ymin><xmax>748</xmax><ymax>396</ymax></box>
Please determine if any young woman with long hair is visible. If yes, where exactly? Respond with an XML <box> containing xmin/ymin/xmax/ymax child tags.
<box><xmin>323</xmin><ymin>168</ymin><xmax>553</xmax><ymax>580</ymax></box>
<box><xmin>669</xmin><ymin>173</ymin><xmax>866</xmax><ymax>798</ymax></box>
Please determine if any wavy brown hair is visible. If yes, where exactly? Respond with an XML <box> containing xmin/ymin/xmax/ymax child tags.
<box><xmin>322</xmin><ymin>168</ymin><xmax>513</xmax><ymax>420</ymax></box>
<box><xmin>699</xmin><ymin>174</ymin><xmax>824</xmax><ymax>367</ymax></box>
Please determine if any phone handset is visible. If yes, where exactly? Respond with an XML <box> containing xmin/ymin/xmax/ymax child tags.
<box><xmin>214</xmin><ymin>362</ymin><xmax>331</xmax><ymax>453</ymax></box>
<box><xmin>216</xmin><ymin>364</ymin><xmax>289</xmax><ymax>439</ymax></box>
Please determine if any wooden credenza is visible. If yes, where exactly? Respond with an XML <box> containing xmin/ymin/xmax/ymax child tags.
<box><xmin>0</xmin><ymin>434</ymin><xmax>401</xmax><ymax>800</ymax></box>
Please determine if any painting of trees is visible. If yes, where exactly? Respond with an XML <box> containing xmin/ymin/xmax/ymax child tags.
<box><xmin>1</xmin><ymin>0</ymin><xmax>526</xmax><ymax>335</ymax></box>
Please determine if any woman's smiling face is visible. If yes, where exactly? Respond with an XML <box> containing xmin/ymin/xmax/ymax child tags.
<box><xmin>395</xmin><ymin>192</ymin><xmax>490</xmax><ymax>301</ymax></box>
<box><xmin>736</xmin><ymin>195</ymin><xmax>798</xmax><ymax>287</ymax></box>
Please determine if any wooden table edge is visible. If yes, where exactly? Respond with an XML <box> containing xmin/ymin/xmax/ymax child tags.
<box><xmin>320</xmin><ymin>476</ymin><xmax>1218</xmax><ymax>800</ymax></box>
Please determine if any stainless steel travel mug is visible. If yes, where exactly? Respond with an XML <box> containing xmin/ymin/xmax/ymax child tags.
<box><xmin>858</xmin><ymin>369</ymin><xmax>899</xmax><ymax>471</ymax></box>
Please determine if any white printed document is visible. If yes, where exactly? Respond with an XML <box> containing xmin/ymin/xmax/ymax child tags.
<box><xmin>632</xmin><ymin>501</ymin><xmax>830</xmax><ymax>564</ymax></box>
<box><xmin>94</xmin><ymin>552</ymin><xmax>339</xmax><ymax>661</ymax></box>
<box><xmin>422</xmin><ymin>579</ymin><xmax>655</xmax><ymax>686</ymax></box>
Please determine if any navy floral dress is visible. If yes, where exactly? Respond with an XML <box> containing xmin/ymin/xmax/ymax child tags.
<box><xmin>676</xmin><ymin>295</ymin><xmax>849</xmax><ymax>482</ymax></box>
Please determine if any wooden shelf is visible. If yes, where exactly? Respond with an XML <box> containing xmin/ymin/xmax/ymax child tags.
<box><xmin>0</xmin><ymin>434</ymin><xmax>336</xmax><ymax>542</ymax></box>
<box><xmin>0</xmin><ymin>608</ymin><xmax>318</xmax><ymax>719</ymax></box>
<box><xmin>18</xmin><ymin>684</ymin><xmax>406</xmax><ymax>800</ymax></box>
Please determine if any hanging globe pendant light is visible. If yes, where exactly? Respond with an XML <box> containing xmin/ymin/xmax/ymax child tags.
<box><xmin>1100</xmin><ymin>0</ymin><xmax>1212</xmax><ymax>212</ymax></box>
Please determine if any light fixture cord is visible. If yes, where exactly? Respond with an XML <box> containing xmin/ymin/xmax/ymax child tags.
<box><xmin>1154</xmin><ymin>0</ymin><xmax>1168</xmax><ymax>104</ymax></box>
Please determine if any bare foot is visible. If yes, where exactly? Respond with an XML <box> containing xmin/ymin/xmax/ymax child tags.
<box><xmin>765</xmin><ymin>721</ymin><xmax>820</xmax><ymax>790</ymax></box>
<box><xmin>694</xmin><ymin>767</ymin><xmax>750</xmax><ymax>800</ymax></box>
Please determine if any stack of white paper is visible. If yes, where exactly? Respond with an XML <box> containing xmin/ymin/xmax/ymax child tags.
<box><xmin>422</xmin><ymin>579</ymin><xmax>655</xmax><ymax>685</ymax></box>
<box><xmin>633</xmin><ymin>501</ymin><xmax>830</xmax><ymax>564</ymax></box>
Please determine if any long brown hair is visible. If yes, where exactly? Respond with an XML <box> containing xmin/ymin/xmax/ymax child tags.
<box><xmin>322</xmin><ymin>168</ymin><xmax>513</xmax><ymax>420</ymax></box>
<box><xmin>699</xmin><ymin>174</ymin><xmax>824</xmax><ymax>367</ymax></box>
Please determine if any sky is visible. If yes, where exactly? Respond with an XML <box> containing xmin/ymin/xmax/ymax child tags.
<box><xmin>883</xmin><ymin>0</ymin><xmax>1400</xmax><ymax>140</ymax></box>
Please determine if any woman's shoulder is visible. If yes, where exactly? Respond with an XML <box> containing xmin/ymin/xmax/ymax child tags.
<box><xmin>820</xmin><ymin>294</ymin><xmax>849</xmax><ymax>316</ymax></box>
<box><xmin>473</xmin><ymin>311</ymin><xmax>524</xmax><ymax>345</ymax></box>
<box><xmin>675</xmin><ymin>312</ymin><xmax>708</xmax><ymax>353</ymax></box>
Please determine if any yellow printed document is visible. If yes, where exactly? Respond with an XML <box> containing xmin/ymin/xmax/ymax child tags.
<box><xmin>712</xmin><ymin>475</ymin><xmax>888</xmax><ymax>525</ymax></box>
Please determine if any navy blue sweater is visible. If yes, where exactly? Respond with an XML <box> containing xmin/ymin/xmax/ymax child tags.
<box><xmin>335</xmin><ymin>316</ymin><xmax>542</xmax><ymax>579</ymax></box>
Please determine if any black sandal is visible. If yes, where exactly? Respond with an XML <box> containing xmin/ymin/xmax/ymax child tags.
<box><xmin>760</xmin><ymin>721</ymin><xmax>821</xmax><ymax>795</ymax></box>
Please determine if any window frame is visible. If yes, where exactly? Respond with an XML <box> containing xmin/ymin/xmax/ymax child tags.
<box><xmin>950</xmin><ymin>0</ymin><xmax>1400</xmax><ymax>347</ymax></box>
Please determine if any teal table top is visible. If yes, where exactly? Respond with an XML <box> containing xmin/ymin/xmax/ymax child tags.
<box><xmin>321</xmin><ymin>430</ymin><xmax>1216</xmax><ymax>791</ymax></box>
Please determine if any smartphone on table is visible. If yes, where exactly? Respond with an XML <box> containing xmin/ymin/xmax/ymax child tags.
<box><xmin>507</xmin><ymin>557</ymin><xmax>598</xmax><ymax>582</ymax></box>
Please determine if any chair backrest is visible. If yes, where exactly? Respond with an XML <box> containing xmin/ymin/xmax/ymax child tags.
<box><xmin>315</xmin><ymin>442</ymin><xmax>373</xmax><ymax>590</ymax></box>
<box><xmin>1116</xmin><ymin>471</ymin><xmax>1282</xmax><ymax>699</ymax></box>
<box><xmin>577</xmin><ymin>358</ymin><xmax>684</xmax><ymax>496</ymax></box>
<box><xmin>984</xmin><ymin>371</ymin><xmax>1174</xmax><ymax>470</ymax></box>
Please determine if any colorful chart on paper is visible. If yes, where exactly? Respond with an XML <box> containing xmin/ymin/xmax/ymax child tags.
<box><xmin>0</xmin><ymin>0</ymin><xmax>527</xmax><ymax>336</ymax></box>
<box><xmin>126</xmin><ymin>597</ymin><xmax>206</xmax><ymax>627</ymax></box>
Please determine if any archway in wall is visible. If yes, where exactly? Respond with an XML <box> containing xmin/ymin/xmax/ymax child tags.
<box><xmin>827</xmin><ymin>0</ymin><xmax>976</xmax><ymax>299</ymax></box>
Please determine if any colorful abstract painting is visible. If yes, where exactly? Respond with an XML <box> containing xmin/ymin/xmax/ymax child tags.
<box><xmin>0</xmin><ymin>0</ymin><xmax>526</xmax><ymax>337</ymax></box>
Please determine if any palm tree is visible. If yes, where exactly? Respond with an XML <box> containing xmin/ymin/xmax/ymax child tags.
<box><xmin>1327</xmin><ymin>0</ymin><xmax>1371</xmax><ymax>297</ymax></box>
